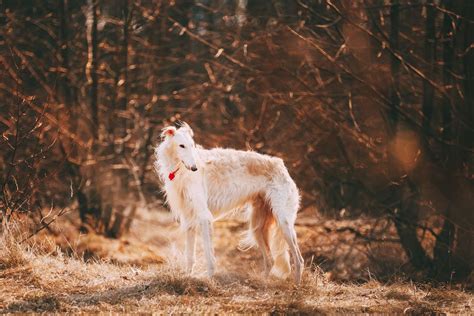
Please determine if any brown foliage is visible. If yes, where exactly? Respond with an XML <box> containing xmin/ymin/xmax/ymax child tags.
<box><xmin>0</xmin><ymin>0</ymin><xmax>473</xmax><ymax>281</ymax></box>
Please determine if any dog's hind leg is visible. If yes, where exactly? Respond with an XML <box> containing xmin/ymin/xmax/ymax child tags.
<box><xmin>250</xmin><ymin>196</ymin><xmax>274</xmax><ymax>275</ymax></box>
<box><xmin>185</xmin><ymin>228</ymin><xmax>196</xmax><ymax>273</ymax></box>
<box><xmin>278</xmin><ymin>218</ymin><xmax>304</xmax><ymax>284</ymax></box>
<box><xmin>269</xmin><ymin>182</ymin><xmax>304</xmax><ymax>284</ymax></box>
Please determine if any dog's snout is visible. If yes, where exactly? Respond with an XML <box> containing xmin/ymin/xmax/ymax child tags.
<box><xmin>191</xmin><ymin>166</ymin><xmax>198</xmax><ymax>172</ymax></box>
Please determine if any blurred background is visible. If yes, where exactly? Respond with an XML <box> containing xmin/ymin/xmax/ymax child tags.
<box><xmin>0</xmin><ymin>0</ymin><xmax>473</xmax><ymax>283</ymax></box>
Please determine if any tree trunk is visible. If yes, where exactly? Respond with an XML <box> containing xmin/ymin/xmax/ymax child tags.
<box><xmin>118</xmin><ymin>0</ymin><xmax>129</xmax><ymax>147</ymax></box>
<box><xmin>441</xmin><ymin>0</ymin><xmax>454</xmax><ymax>141</ymax></box>
<box><xmin>389</xmin><ymin>0</ymin><xmax>400</xmax><ymax>131</ymax></box>
<box><xmin>58</xmin><ymin>0</ymin><xmax>94</xmax><ymax>233</ymax></box>
<box><xmin>86</xmin><ymin>0</ymin><xmax>99</xmax><ymax>138</ymax></box>
<box><xmin>422</xmin><ymin>0</ymin><xmax>435</xmax><ymax>134</ymax></box>
<box><xmin>58</xmin><ymin>0</ymin><xmax>71</xmax><ymax>107</ymax></box>
<box><xmin>389</xmin><ymin>0</ymin><xmax>431</xmax><ymax>271</ymax></box>
<box><xmin>82</xmin><ymin>0</ymin><xmax>102</xmax><ymax>232</ymax></box>
<box><xmin>453</xmin><ymin>0</ymin><xmax>474</xmax><ymax>278</ymax></box>
<box><xmin>116</xmin><ymin>0</ymin><xmax>131</xmax><ymax>196</ymax></box>
<box><xmin>431</xmin><ymin>0</ymin><xmax>456</xmax><ymax>280</ymax></box>
<box><xmin>393</xmin><ymin>180</ymin><xmax>432</xmax><ymax>270</ymax></box>
<box><xmin>433</xmin><ymin>213</ymin><xmax>455</xmax><ymax>280</ymax></box>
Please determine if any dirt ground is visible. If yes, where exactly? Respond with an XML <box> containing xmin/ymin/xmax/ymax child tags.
<box><xmin>0</xmin><ymin>207</ymin><xmax>473</xmax><ymax>314</ymax></box>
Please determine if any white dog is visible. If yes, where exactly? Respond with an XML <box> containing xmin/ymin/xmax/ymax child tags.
<box><xmin>154</xmin><ymin>122</ymin><xmax>304</xmax><ymax>283</ymax></box>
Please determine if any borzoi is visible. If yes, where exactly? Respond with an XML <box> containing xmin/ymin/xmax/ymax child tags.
<box><xmin>154</xmin><ymin>122</ymin><xmax>304</xmax><ymax>283</ymax></box>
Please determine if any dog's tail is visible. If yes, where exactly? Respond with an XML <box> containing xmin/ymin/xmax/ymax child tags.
<box><xmin>238</xmin><ymin>198</ymin><xmax>273</xmax><ymax>251</ymax></box>
<box><xmin>238</xmin><ymin>195</ymin><xmax>291</xmax><ymax>279</ymax></box>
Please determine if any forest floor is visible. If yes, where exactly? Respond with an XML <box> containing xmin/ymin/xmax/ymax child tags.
<box><xmin>0</xmin><ymin>207</ymin><xmax>473</xmax><ymax>314</ymax></box>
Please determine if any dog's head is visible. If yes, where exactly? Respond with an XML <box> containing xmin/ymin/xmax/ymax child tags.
<box><xmin>161</xmin><ymin>122</ymin><xmax>198</xmax><ymax>172</ymax></box>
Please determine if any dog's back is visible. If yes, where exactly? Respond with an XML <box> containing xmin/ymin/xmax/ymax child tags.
<box><xmin>198</xmin><ymin>147</ymin><xmax>299</xmax><ymax>217</ymax></box>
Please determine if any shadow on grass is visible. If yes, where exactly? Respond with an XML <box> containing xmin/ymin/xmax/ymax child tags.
<box><xmin>1</xmin><ymin>274</ymin><xmax>214</xmax><ymax>313</ymax></box>
<box><xmin>1</xmin><ymin>270</ymin><xmax>320</xmax><ymax>313</ymax></box>
<box><xmin>0</xmin><ymin>270</ymin><xmax>456</xmax><ymax>314</ymax></box>
<box><xmin>1</xmin><ymin>295</ymin><xmax>61</xmax><ymax>313</ymax></box>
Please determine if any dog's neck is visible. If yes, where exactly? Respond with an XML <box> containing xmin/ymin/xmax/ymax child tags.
<box><xmin>155</xmin><ymin>140</ymin><xmax>181</xmax><ymax>181</ymax></box>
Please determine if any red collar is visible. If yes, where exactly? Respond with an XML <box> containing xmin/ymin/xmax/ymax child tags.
<box><xmin>168</xmin><ymin>166</ymin><xmax>180</xmax><ymax>181</ymax></box>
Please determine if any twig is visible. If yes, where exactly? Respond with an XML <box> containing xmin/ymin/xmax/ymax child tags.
<box><xmin>324</xmin><ymin>225</ymin><xmax>400</xmax><ymax>243</ymax></box>
<box><xmin>347</xmin><ymin>92</ymin><xmax>361</xmax><ymax>133</ymax></box>
<box><xmin>287</xmin><ymin>26</ymin><xmax>474</xmax><ymax>153</ymax></box>
<box><xmin>20</xmin><ymin>208</ymin><xmax>68</xmax><ymax>243</ymax></box>
<box><xmin>167</xmin><ymin>17</ymin><xmax>258</xmax><ymax>73</ymax></box>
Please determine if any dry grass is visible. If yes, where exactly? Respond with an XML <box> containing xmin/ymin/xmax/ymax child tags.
<box><xmin>0</xmin><ymin>209</ymin><xmax>473</xmax><ymax>314</ymax></box>
<box><xmin>0</xmin><ymin>226</ymin><xmax>28</xmax><ymax>270</ymax></box>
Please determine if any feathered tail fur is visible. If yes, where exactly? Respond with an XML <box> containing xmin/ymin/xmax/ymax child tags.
<box><xmin>238</xmin><ymin>194</ymin><xmax>291</xmax><ymax>278</ymax></box>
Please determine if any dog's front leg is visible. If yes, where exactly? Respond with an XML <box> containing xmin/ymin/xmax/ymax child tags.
<box><xmin>185</xmin><ymin>228</ymin><xmax>196</xmax><ymax>273</ymax></box>
<box><xmin>199</xmin><ymin>217</ymin><xmax>216</xmax><ymax>277</ymax></box>
<box><xmin>189</xmin><ymin>182</ymin><xmax>215</xmax><ymax>277</ymax></box>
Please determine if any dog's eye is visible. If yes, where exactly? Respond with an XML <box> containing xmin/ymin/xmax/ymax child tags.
<box><xmin>179</xmin><ymin>144</ymin><xmax>185</xmax><ymax>148</ymax></box>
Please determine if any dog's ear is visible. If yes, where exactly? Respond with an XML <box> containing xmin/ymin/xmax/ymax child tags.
<box><xmin>161</xmin><ymin>126</ymin><xmax>176</xmax><ymax>139</ymax></box>
<box><xmin>179</xmin><ymin>121</ymin><xmax>194</xmax><ymax>138</ymax></box>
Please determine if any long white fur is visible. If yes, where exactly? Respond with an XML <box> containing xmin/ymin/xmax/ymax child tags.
<box><xmin>154</xmin><ymin>122</ymin><xmax>304</xmax><ymax>283</ymax></box>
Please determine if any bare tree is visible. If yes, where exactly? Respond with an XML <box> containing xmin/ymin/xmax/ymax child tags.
<box><xmin>422</xmin><ymin>0</ymin><xmax>435</xmax><ymax>134</ymax></box>
<box><xmin>86</xmin><ymin>0</ymin><xmax>99</xmax><ymax>138</ymax></box>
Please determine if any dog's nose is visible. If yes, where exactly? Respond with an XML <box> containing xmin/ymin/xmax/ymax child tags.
<box><xmin>191</xmin><ymin>166</ymin><xmax>198</xmax><ymax>172</ymax></box>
